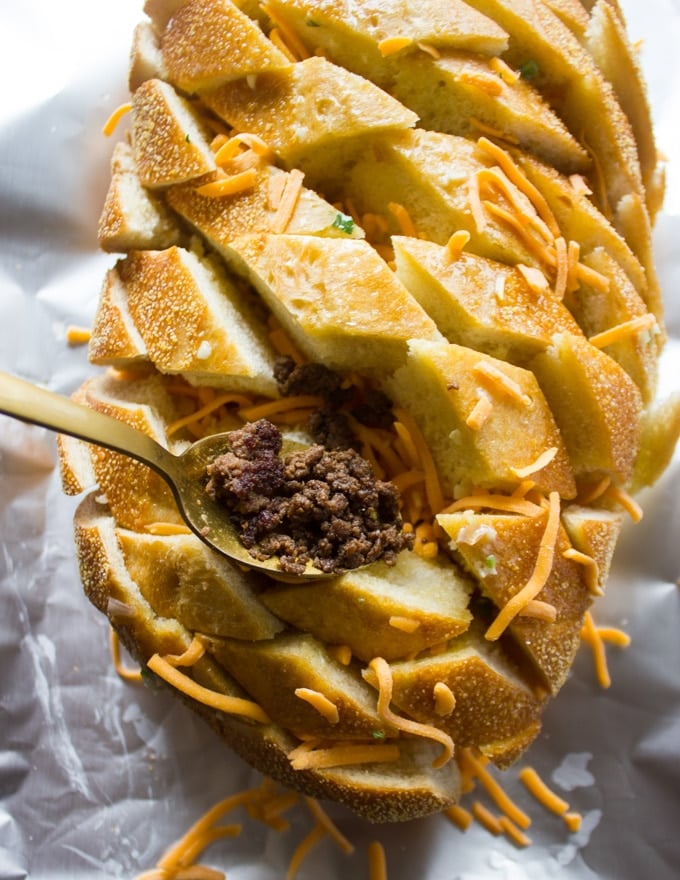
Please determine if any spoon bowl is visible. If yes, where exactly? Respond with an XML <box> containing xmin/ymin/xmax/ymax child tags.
<box><xmin>0</xmin><ymin>371</ymin><xmax>329</xmax><ymax>581</ymax></box>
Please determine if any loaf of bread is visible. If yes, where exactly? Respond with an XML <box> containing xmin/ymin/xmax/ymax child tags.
<box><xmin>59</xmin><ymin>0</ymin><xmax>679</xmax><ymax>822</ymax></box>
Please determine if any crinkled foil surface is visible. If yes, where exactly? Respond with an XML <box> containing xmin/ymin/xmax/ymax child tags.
<box><xmin>1</xmin><ymin>1</ymin><xmax>679</xmax><ymax>877</ymax></box>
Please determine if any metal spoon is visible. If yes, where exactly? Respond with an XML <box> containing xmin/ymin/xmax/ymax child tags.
<box><xmin>0</xmin><ymin>370</ymin><xmax>328</xmax><ymax>580</ymax></box>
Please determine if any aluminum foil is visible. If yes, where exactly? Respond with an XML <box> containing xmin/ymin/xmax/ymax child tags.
<box><xmin>1</xmin><ymin>1</ymin><xmax>678</xmax><ymax>877</ymax></box>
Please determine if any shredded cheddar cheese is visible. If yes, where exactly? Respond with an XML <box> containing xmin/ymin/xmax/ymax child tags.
<box><xmin>580</xmin><ymin>610</ymin><xmax>611</xmax><ymax>688</ymax></box>
<box><xmin>388</xmin><ymin>201</ymin><xmax>418</xmax><ymax>236</ymax></box>
<box><xmin>164</xmin><ymin>636</ymin><xmax>206</xmax><ymax>668</ymax></box>
<box><xmin>473</xmin><ymin>361</ymin><xmax>530</xmax><ymax>405</ymax></box>
<box><xmin>286</xmin><ymin>824</ymin><xmax>326</xmax><ymax>880</ymax></box>
<box><xmin>466</xmin><ymin>394</ymin><xmax>494</xmax><ymax>430</ymax></box>
<box><xmin>109</xmin><ymin>629</ymin><xmax>142</xmax><ymax>683</ymax></box>
<box><xmin>388</xmin><ymin>616</ymin><xmax>421</xmax><ymax>633</ymax></box>
<box><xmin>459</xmin><ymin>749</ymin><xmax>531</xmax><ymax>830</ymax></box>
<box><xmin>144</xmin><ymin>522</ymin><xmax>193</xmax><ymax>536</ymax></box>
<box><xmin>165</xmin><ymin>392</ymin><xmax>254</xmax><ymax>437</ymax></box>
<box><xmin>564</xmin><ymin>811</ymin><xmax>583</xmax><ymax>832</ymax></box>
<box><xmin>327</xmin><ymin>644</ymin><xmax>353</xmax><ymax>665</ymax></box>
<box><xmin>588</xmin><ymin>313</ymin><xmax>657</xmax><ymax>349</ymax></box>
<box><xmin>562</xmin><ymin>547</ymin><xmax>602</xmax><ymax>596</ymax></box>
<box><xmin>485</xmin><ymin>492</ymin><xmax>561</xmax><ymax>641</ymax></box>
<box><xmin>367</xmin><ymin>657</ymin><xmax>455</xmax><ymax>768</ymax></box>
<box><xmin>289</xmin><ymin>742</ymin><xmax>400</xmax><ymax>770</ymax></box>
<box><xmin>262</xmin><ymin>2</ymin><xmax>311</xmax><ymax>61</ymax></box>
<box><xmin>445</xmin><ymin>230</ymin><xmax>471</xmax><ymax>261</ymax></box>
<box><xmin>604</xmin><ymin>484</ymin><xmax>644</xmax><ymax>522</ymax></box>
<box><xmin>239</xmin><ymin>394</ymin><xmax>324</xmax><ymax>422</ymax></box>
<box><xmin>303</xmin><ymin>797</ymin><xmax>354</xmax><ymax>854</ymax></box>
<box><xmin>417</xmin><ymin>41</ymin><xmax>440</xmax><ymax>59</ymax></box>
<box><xmin>458</xmin><ymin>71</ymin><xmax>503</xmax><ymax>96</ymax></box>
<box><xmin>489</xmin><ymin>56</ymin><xmax>521</xmax><ymax>85</ymax></box>
<box><xmin>147</xmin><ymin>654</ymin><xmax>271</xmax><ymax>723</ymax></box>
<box><xmin>368</xmin><ymin>841</ymin><xmax>388</xmax><ymax>880</ymax></box>
<box><xmin>440</xmin><ymin>493</ymin><xmax>544</xmax><ymax>518</ymax></box>
<box><xmin>66</xmin><ymin>325</ymin><xmax>91</xmax><ymax>346</ymax></box>
<box><xmin>553</xmin><ymin>236</ymin><xmax>569</xmax><ymax>301</ymax></box>
<box><xmin>102</xmin><ymin>101</ymin><xmax>132</xmax><ymax>136</ymax></box>
<box><xmin>499</xmin><ymin>815</ymin><xmax>532</xmax><ymax>847</ymax></box>
<box><xmin>392</xmin><ymin>408</ymin><xmax>446</xmax><ymax>517</ymax></box>
<box><xmin>270</xmin><ymin>169</ymin><xmax>305</xmax><ymax>234</ymax></box>
<box><xmin>519</xmin><ymin>599</ymin><xmax>557</xmax><ymax>622</ymax></box>
<box><xmin>518</xmin><ymin>766</ymin><xmax>569</xmax><ymax>816</ymax></box>
<box><xmin>195</xmin><ymin>168</ymin><xmax>258</xmax><ymax>198</ymax></box>
<box><xmin>378</xmin><ymin>36</ymin><xmax>412</xmax><ymax>56</ymax></box>
<box><xmin>294</xmin><ymin>688</ymin><xmax>340</xmax><ymax>724</ymax></box>
<box><xmin>214</xmin><ymin>132</ymin><xmax>273</xmax><ymax>165</ymax></box>
<box><xmin>444</xmin><ymin>804</ymin><xmax>473</xmax><ymax>831</ymax></box>
<box><xmin>471</xmin><ymin>801</ymin><xmax>503</xmax><ymax>835</ymax></box>
<box><xmin>433</xmin><ymin>681</ymin><xmax>456</xmax><ymax>716</ymax></box>
<box><xmin>469</xmin><ymin>117</ymin><xmax>520</xmax><ymax>144</ymax></box>
<box><xmin>511</xmin><ymin>447</ymin><xmax>558</xmax><ymax>479</ymax></box>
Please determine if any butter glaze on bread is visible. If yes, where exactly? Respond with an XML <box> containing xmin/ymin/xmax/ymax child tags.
<box><xmin>58</xmin><ymin>0</ymin><xmax>680</xmax><ymax>822</ymax></box>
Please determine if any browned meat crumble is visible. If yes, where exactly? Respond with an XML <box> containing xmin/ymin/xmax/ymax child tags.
<box><xmin>205</xmin><ymin>419</ymin><xmax>413</xmax><ymax>574</ymax></box>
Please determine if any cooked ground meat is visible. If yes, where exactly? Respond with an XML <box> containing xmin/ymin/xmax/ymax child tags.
<box><xmin>274</xmin><ymin>355</ymin><xmax>348</xmax><ymax>400</ymax></box>
<box><xmin>306</xmin><ymin>406</ymin><xmax>356</xmax><ymax>450</ymax></box>
<box><xmin>205</xmin><ymin>419</ymin><xmax>413</xmax><ymax>575</ymax></box>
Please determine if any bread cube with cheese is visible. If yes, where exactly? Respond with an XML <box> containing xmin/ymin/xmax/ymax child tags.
<box><xmin>160</xmin><ymin>0</ymin><xmax>292</xmax><ymax>93</ymax></box>
<box><xmin>437</xmin><ymin>510</ymin><xmax>591</xmax><ymax>692</ymax></box>
<box><xmin>393</xmin><ymin>235</ymin><xmax>582</xmax><ymax>364</ymax></box>
<box><xmin>260</xmin><ymin>552</ymin><xmax>473</xmax><ymax>663</ymax></box>
<box><xmin>209</xmin><ymin>632</ymin><xmax>392</xmax><ymax>740</ymax></box>
<box><xmin>222</xmin><ymin>233</ymin><xmax>443</xmax><ymax>375</ymax></box>
<box><xmin>384</xmin><ymin>339</ymin><xmax>576</xmax><ymax>498</ymax></box>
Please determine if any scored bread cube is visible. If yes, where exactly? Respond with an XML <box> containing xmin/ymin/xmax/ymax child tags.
<box><xmin>262</xmin><ymin>0</ymin><xmax>509</xmax><ymax>86</ymax></box>
<box><xmin>391</xmin><ymin>51</ymin><xmax>589</xmax><ymax>174</ymax></box>
<box><xmin>166</xmin><ymin>165</ymin><xmax>365</xmax><ymax>252</ymax></box>
<box><xmin>392</xmin><ymin>235</ymin><xmax>582</xmax><ymax>364</ymax></box>
<box><xmin>98</xmin><ymin>141</ymin><xmax>181</xmax><ymax>253</ymax></box>
<box><xmin>222</xmin><ymin>233</ymin><xmax>443</xmax><ymax>375</ymax></box>
<box><xmin>89</xmin><ymin>267</ymin><xmax>149</xmax><ymax>367</ymax></box>
<box><xmin>384</xmin><ymin>339</ymin><xmax>576</xmax><ymax>498</ymax></box>
<box><xmin>530</xmin><ymin>332</ymin><xmax>643</xmax><ymax>484</ymax></box>
<box><xmin>363</xmin><ymin>625</ymin><xmax>544</xmax><ymax>767</ymax></box>
<box><xmin>115</xmin><ymin>529</ymin><xmax>285</xmax><ymax>639</ymax></box>
<box><xmin>160</xmin><ymin>0</ymin><xmax>292</xmax><ymax>93</ymax></box>
<box><xmin>132</xmin><ymin>78</ymin><xmax>217</xmax><ymax>188</ymax></box>
<box><xmin>437</xmin><ymin>511</ymin><xmax>592</xmax><ymax>693</ymax></box>
<box><xmin>201</xmin><ymin>56</ymin><xmax>418</xmax><ymax>182</ymax></box>
<box><xmin>209</xmin><ymin>632</ymin><xmax>392</xmax><ymax>739</ymax></box>
<box><xmin>115</xmin><ymin>246</ymin><xmax>278</xmax><ymax>395</ymax></box>
<box><xmin>260</xmin><ymin>552</ymin><xmax>473</xmax><ymax>663</ymax></box>
<box><xmin>129</xmin><ymin>19</ymin><xmax>168</xmax><ymax>90</ymax></box>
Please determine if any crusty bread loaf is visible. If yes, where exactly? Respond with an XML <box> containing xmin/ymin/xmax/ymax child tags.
<box><xmin>57</xmin><ymin>0</ymin><xmax>680</xmax><ymax>823</ymax></box>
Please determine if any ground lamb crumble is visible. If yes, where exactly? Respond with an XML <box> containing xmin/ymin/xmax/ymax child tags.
<box><xmin>205</xmin><ymin>419</ymin><xmax>413</xmax><ymax>575</ymax></box>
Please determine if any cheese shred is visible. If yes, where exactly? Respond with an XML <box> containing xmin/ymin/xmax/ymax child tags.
<box><xmin>294</xmin><ymin>688</ymin><xmax>340</xmax><ymax>724</ymax></box>
<box><xmin>368</xmin><ymin>657</ymin><xmax>455</xmax><ymax>768</ymax></box>
<box><xmin>485</xmin><ymin>492</ymin><xmax>561</xmax><ymax>641</ymax></box>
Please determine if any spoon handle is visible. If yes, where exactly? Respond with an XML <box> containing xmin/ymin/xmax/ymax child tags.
<box><xmin>0</xmin><ymin>371</ymin><xmax>178</xmax><ymax>480</ymax></box>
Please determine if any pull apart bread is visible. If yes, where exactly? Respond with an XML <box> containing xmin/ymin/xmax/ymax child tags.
<box><xmin>59</xmin><ymin>0</ymin><xmax>680</xmax><ymax>822</ymax></box>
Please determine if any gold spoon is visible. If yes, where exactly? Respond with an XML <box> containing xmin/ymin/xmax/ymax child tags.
<box><xmin>0</xmin><ymin>370</ymin><xmax>328</xmax><ymax>581</ymax></box>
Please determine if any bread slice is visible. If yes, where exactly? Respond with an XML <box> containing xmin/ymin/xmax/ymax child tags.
<box><xmin>220</xmin><ymin>233</ymin><xmax>444</xmax><ymax>375</ymax></box>
<box><xmin>115</xmin><ymin>528</ymin><xmax>285</xmax><ymax>639</ymax></box>
<box><xmin>132</xmin><ymin>78</ymin><xmax>217</xmax><ymax>188</ymax></box>
<box><xmin>75</xmin><ymin>492</ymin><xmax>460</xmax><ymax>821</ymax></box>
<box><xmin>585</xmin><ymin>0</ymin><xmax>663</xmax><ymax>218</ymax></box>
<box><xmin>567</xmin><ymin>247</ymin><xmax>659</xmax><ymax>402</ymax></box>
<box><xmin>89</xmin><ymin>266</ymin><xmax>150</xmax><ymax>367</ymax></box>
<box><xmin>201</xmin><ymin>56</ymin><xmax>418</xmax><ymax>182</ymax></box>
<box><xmin>364</xmin><ymin>625</ymin><xmax>545</xmax><ymax>767</ymax></box>
<box><xmin>530</xmin><ymin>332</ymin><xmax>643</xmax><ymax>484</ymax></box>
<box><xmin>384</xmin><ymin>339</ymin><xmax>576</xmax><ymax>498</ymax></box>
<box><xmin>392</xmin><ymin>235</ymin><xmax>582</xmax><ymax>364</ymax></box>
<box><xmin>437</xmin><ymin>511</ymin><xmax>592</xmax><ymax>692</ymax></box>
<box><xmin>166</xmin><ymin>164</ymin><xmax>365</xmax><ymax>252</ymax></box>
<box><xmin>391</xmin><ymin>51</ymin><xmax>589</xmax><ymax>173</ymax></box>
<box><xmin>113</xmin><ymin>246</ymin><xmax>279</xmax><ymax>394</ymax></box>
<box><xmin>98</xmin><ymin>141</ymin><xmax>181</xmax><ymax>253</ymax></box>
<box><xmin>160</xmin><ymin>0</ymin><xmax>292</xmax><ymax>93</ymax></box>
<box><xmin>260</xmin><ymin>552</ymin><xmax>473</xmax><ymax>663</ymax></box>
<box><xmin>129</xmin><ymin>19</ymin><xmax>168</xmax><ymax>90</ymax></box>
<box><xmin>462</xmin><ymin>0</ymin><xmax>644</xmax><ymax>215</ymax></box>
<box><xmin>341</xmin><ymin>129</ymin><xmax>539</xmax><ymax>266</ymax></box>
<box><xmin>263</xmin><ymin>0</ymin><xmax>509</xmax><ymax>86</ymax></box>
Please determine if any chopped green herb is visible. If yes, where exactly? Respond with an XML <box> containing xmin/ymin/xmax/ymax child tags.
<box><xmin>484</xmin><ymin>554</ymin><xmax>497</xmax><ymax>573</ymax></box>
<box><xmin>372</xmin><ymin>729</ymin><xmax>386</xmax><ymax>740</ymax></box>
<box><xmin>185</xmin><ymin>133</ymin><xmax>191</xmax><ymax>143</ymax></box>
<box><xmin>519</xmin><ymin>60</ymin><xmax>540</xmax><ymax>80</ymax></box>
<box><xmin>306</xmin><ymin>18</ymin><xmax>321</xmax><ymax>26</ymax></box>
<box><xmin>332</xmin><ymin>211</ymin><xmax>355</xmax><ymax>235</ymax></box>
